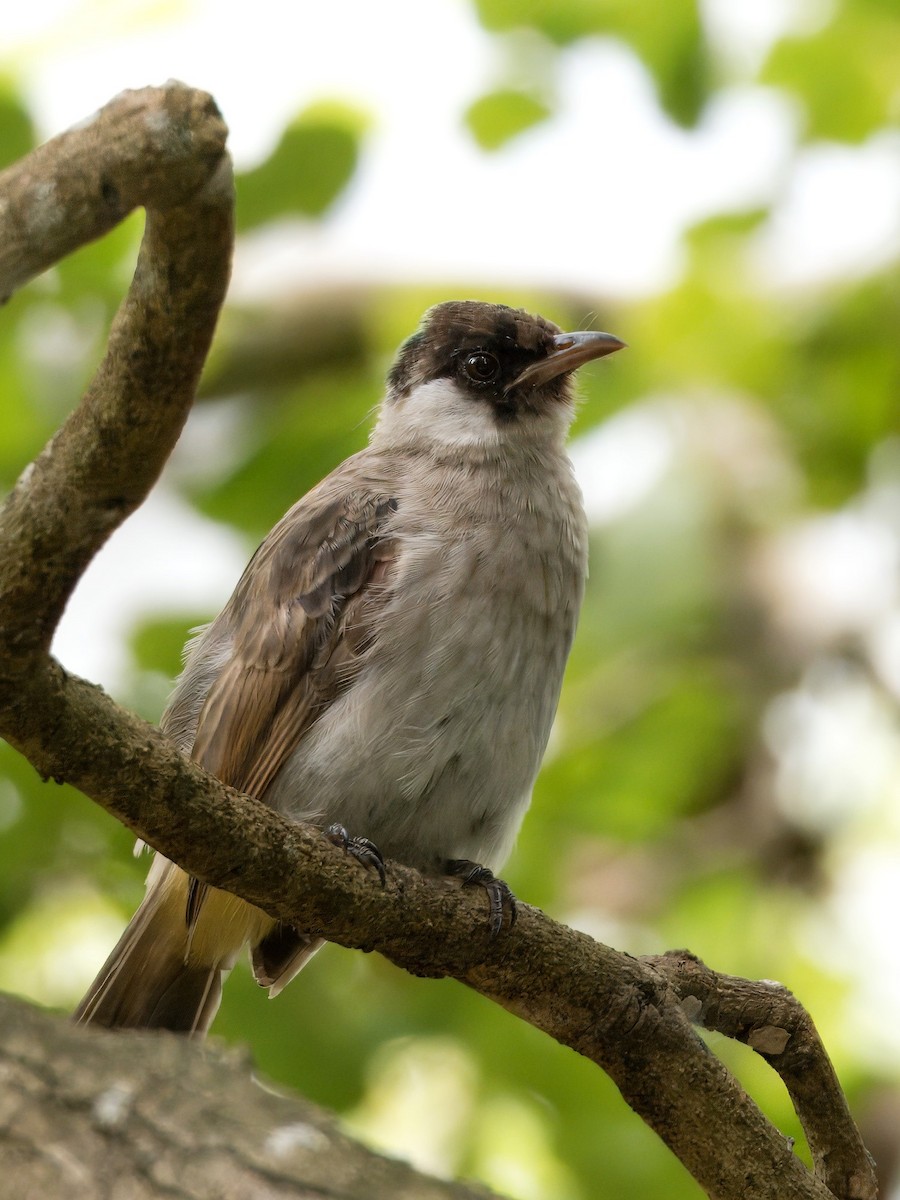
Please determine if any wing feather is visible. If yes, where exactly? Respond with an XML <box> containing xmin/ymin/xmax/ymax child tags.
<box><xmin>191</xmin><ymin>490</ymin><xmax>397</xmax><ymax>795</ymax></box>
<box><xmin>180</xmin><ymin>478</ymin><xmax>398</xmax><ymax>932</ymax></box>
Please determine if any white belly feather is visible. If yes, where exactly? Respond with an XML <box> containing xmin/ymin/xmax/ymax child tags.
<box><xmin>266</xmin><ymin>465</ymin><xmax>585</xmax><ymax>873</ymax></box>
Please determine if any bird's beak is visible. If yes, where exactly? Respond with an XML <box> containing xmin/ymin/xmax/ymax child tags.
<box><xmin>511</xmin><ymin>330</ymin><xmax>626</xmax><ymax>390</ymax></box>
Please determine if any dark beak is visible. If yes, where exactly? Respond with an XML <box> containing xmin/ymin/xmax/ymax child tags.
<box><xmin>511</xmin><ymin>330</ymin><xmax>626</xmax><ymax>390</ymax></box>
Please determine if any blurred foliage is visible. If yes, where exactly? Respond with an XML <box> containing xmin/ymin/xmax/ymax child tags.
<box><xmin>464</xmin><ymin>88</ymin><xmax>551</xmax><ymax>149</ymax></box>
<box><xmin>235</xmin><ymin>101</ymin><xmax>369</xmax><ymax>228</ymax></box>
<box><xmin>762</xmin><ymin>3</ymin><xmax>900</xmax><ymax>142</ymax></box>
<box><xmin>1</xmin><ymin>3</ymin><xmax>900</xmax><ymax>1199</ymax></box>
<box><xmin>474</xmin><ymin>0</ymin><xmax>711</xmax><ymax>126</ymax></box>
<box><xmin>0</xmin><ymin>82</ymin><xmax>35</xmax><ymax>168</ymax></box>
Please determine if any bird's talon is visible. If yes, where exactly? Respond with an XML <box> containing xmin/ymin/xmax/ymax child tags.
<box><xmin>325</xmin><ymin>823</ymin><xmax>350</xmax><ymax>850</ymax></box>
<box><xmin>446</xmin><ymin>859</ymin><xmax>517</xmax><ymax>936</ymax></box>
<box><xmin>326</xmin><ymin>824</ymin><xmax>386</xmax><ymax>886</ymax></box>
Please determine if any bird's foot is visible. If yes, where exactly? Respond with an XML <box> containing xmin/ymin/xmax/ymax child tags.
<box><xmin>445</xmin><ymin>859</ymin><xmax>517</xmax><ymax>937</ymax></box>
<box><xmin>326</xmin><ymin>824</ymin><xmax>386</xmax><ymax>886</ymax></box>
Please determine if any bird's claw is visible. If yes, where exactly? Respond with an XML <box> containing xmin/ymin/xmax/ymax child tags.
<box><xmin>445</xmin><ymin>859</ymin><xmax>517</xmax><ymax>937</ymax></box>
<box><xmin>326</xmin><ymin>824</ymin><xmax>386</xmax><ymax>886</ymax></box>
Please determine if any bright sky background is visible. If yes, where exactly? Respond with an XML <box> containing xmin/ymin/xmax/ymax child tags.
<box><xmin>2</xmin><ymin>0</ymin><xmax>894</xmax><ymax>687</ymax></box>
<box><xmin>6</xmin><ymin>0</ymin><xmax>900</xmax><ymax>307</ymax></box>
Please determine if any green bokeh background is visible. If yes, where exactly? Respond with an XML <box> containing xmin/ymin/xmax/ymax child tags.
<box><xmin>1</xmin><ymin>2</ymin><xmax>899</xmax><ymax>1197</ymax></box>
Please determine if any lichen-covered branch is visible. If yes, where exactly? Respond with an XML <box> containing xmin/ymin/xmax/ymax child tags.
<box><xmin>648</xmin><ymin>951</ymin><xmax>877</xmax><ymax>1200</ymax></box>
<box><xmin>0</xmin><ymin>82</ymin><xmax>232</xmax><ymax>655</ymax></box>
<box><xmin>0</xmin><ymin>84</ymin><xmax>228</xmax><ymax>302</ymax></box>
<box><xmin>0</xmin><ymin>87</ymin><xmax>876</xmax><ymax>1200</ymax></box>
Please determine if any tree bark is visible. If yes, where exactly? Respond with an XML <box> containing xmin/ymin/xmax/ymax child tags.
<box><xmin>0</xmin><ymin>993</ymin><xmax>500</xmax><ymax>1199</ymax></box>
<box><xmin>0</xmin><ymin>85</ymin><xmax>878</xmax><ymax>1200</ymax></box>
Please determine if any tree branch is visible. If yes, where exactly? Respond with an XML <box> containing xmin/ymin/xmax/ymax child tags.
<box><xmin>0</xmin><ymin>84</ymin><xmax>228</xmax><ymax>302</ymax></box>
<box><xmin>0</xmin><ymin>993</ymin><xmax>500</xmax><ymax>1199</ymax></box>
<box><xmin>649</xmin><ymin>952</ymin><xmax>876</xmax><ymax>1200</ymax></box>
<box><xmin>0</xmin><ymin>82</ymin><xmax>232</xmax><ymax>655</ymax></box>
<box><xmin>0</xmin><ymin>87</ymin><xmax>876</xmax><ymax>1200</ymax></box>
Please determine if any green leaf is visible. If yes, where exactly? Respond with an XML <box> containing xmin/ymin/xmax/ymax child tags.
<box><xmin>235</xmin><ymin>102</ymin><xmax>369</xmax><ymax>229</ymax></box>
<box><xmin>130</xmin><ymin>614</ymin><xmax>210</xmax><ymax>678</ymax></box>
<box><xmin>464</xmin><ymin>89</ymin><xmax>551</xmax><ymax>150</ymax></box>
<box><xmin>0</xmin><ymin>81</ymin><xmax>35</xmax><ymax>170</ymax></box>
<box><xmin>782</xmin><ymin>272</ymin><xmax>900</xmax><ymax>504</ymax></box>
<box><xmin>762</xmin><ymin>7</ymin><xmax>900</xmax><ymax>142</ymax></box>
<box><xmin>190</xmin><ymin>368</ymin><xmax>379</xmax><ymax>538</ymax></box>
<box><xmin>475</xmin><ymin>0</ymin><xmax>616</xmax><ymax>44</ymax></box>
<box><xmin>472</xmin><ymin>0</ymin><xmax>710</xmax><ymax>126</ymax></box>
<box><xmin>54</xmin><ymin>210</ymin><xmax>145</xmax><ymax>306</ymax></box>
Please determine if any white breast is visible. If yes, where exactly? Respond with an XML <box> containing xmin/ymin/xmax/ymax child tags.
<box><xmin>267</xmin><ymin>444</ymin><xmax>587</xmax><ymax>875</ymax></box>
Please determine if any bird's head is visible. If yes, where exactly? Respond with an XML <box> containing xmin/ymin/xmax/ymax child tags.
<box><xmin>375</xmin><ymin>300</ymin><xmax>624</xmax><ymax>453</ymax></box>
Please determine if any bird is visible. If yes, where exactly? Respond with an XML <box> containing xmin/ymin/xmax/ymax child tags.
<box><xmin>74</xmin><ymin>299</ymin><xmax>624</xmax><ymax>1035</ymax></box>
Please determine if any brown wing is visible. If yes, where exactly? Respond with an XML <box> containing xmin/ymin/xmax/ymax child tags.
<box><xmin>193</xmin><ymin>489</ymin><xmax>397</xmax><ymax>793</ymax></box>
<box><xmin>183</xmin><ymin>483</ymin><xmax>398</xmax><ymax>927</ymax></box>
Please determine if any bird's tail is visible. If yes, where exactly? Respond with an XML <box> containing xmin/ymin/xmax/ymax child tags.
<box><xmin>73</xmin><ymin>858</ymin><xmax>271</xmax><ymax>1035</ymax></box>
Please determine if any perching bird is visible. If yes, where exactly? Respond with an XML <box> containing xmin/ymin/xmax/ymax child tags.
<box><xmin>74</xmin><ymin>300</ymin><xmax>624</xmax><ymax>1035</ymax></box>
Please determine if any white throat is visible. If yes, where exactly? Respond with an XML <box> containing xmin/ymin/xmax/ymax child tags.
<box><xmin>371</xmin><ymin>378</ymin><xmax>573</xmax><ymax>454</ymax></box>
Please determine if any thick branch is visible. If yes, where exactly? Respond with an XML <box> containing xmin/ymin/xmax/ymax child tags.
<box><xmin>0</xmin><ymin>88</ymin><xmax>876</xmax><ymax>1200</ymax></box>
<box><xmin>0</xmin><ymin>993</ymin><xmax>499</xmax><ymax>1200</ymax></box>
<box><xmin>0</xmin><ymin>84</ymin><xmax>228</xmax><ymax>300</ymax></box>
<box><xmin>1</xmin><ymin>659</ymin><xmax>859</xmax><ymax>1200</ymax></box>
<box><xmin>0</xmin><ymin>83</ymin><xmax>232</xmax><ymax>655</ymax></box>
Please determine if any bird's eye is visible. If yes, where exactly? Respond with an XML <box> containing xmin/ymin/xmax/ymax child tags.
<box><xmin>464</xmin><ymin>352</ymin><xmax>500</xmax><ymax>384</ymax></box>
